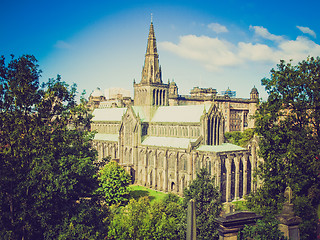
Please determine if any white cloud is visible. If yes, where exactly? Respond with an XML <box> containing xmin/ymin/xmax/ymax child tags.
<box><xmin>159</xmin><ymin>26</ymin><xmax>320</xmax><ymax>71</ymax></box>
<box><xmin>160</xmin><ymin>35</ymin><xmax>240</xmax><ymax>71</ymax></box>
<box><xmin>278</xmin><ymin>36</ymin><xmax>320</xmax><ymax>61</ymax></box>
<box><xmin>54</xmin><ymin>40</ymin><xmax>73</xmax><ymax>49</ymax></box>
<box><xmin>208</xmin><ymin>23</ymin><xmax>228</xmax><ymax>33</ymax></box>
<box><xmin>297</xmin><ymin>26</ymin><xmax>316</xmax><ymax>38</ymax></box>
<box><xmin>238</xmin><ymin>42</ymin><xmax>277</xmax><ymax>62</ymax></box>
<box><xmin>250</xmin><ymin>25</ymin><xmax>284</xmax><ymax>42</ymax></box>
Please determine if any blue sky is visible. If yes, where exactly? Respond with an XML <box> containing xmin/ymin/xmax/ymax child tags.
<box><xmin>1</xmin><ymin>0</ymin><xmax>320</xmax><ymax>100</ymax></box>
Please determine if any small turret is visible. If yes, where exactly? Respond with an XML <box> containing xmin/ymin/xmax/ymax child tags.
<box><xmin>87</xmin><ymin>87</ymin><xmax>106</xmax><ymax>110</ymax></box>
<box><xmin>250</xmin><ymin>86</ymin><xmax>259</xmax><ymax>100</ymax></box>
<box><xmin>169</xmin><ymin>80</ymin><xmax>178</xmax><ymax>98</ymax></box>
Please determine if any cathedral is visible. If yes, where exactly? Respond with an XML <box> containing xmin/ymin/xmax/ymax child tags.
<box><xmin>91</xmin><ymin>20</ymin><xmax>261</xmax><ymax>202</ymax></box>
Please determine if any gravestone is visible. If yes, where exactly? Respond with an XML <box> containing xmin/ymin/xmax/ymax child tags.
<box><xmin>277</xmin><ymin>187</ymin><xmax>301</xmax><ymax>240</ymax></box>
<box><xmin>215</xmin><ymin>211</ymin><xmax>262</xmax><ymax>240</ymax></box>
<box><xmin>187</xmin><ymin>199</ymin><xmax>196</xmax><ymax>240</ymax></box>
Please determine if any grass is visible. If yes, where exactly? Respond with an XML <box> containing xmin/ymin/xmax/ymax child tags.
<box><xmin>129</xmin><ymin>185</ymin><xmax>169</xmax><ymax>202</ymax></box>
<box><xmin>232</xmin><ymin>200</ymin><xmax>249</xmax><ymax>211</ymax></box>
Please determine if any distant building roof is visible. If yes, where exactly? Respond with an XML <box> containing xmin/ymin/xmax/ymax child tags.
<box><xmin>105</xmin><ymin>87</ymin><xmax>131</xmax><ymax>99</ymax></box>
<box><xmin>151</xmin><ymin>104</ymin><xmax>211</xmax><ymax>123</ymax></box>
<box><xmin>91</xmin><ymin>87</ymin><xmax>104</xmax><ymax>97</ymax></box>
<box><xmin>197</xmin><ymin>143</ymin><xmax>246</xmax><ymax>153</ymax></box>
<box><xmin>92</xmin><ymin>104</ymin><xmax>214</xmax><ymax>123</ymax></box>
<box><xmin>142</xmin><ymin>136</ymin><xmax>197</xmax><ymax>149</ymax></box>
<box><xmin>92</xmin><ymin>108</ymin><xmax>127</xmax><ymax>122</ymax></box>
<box><xmin>94</xmin><ymin>133</ymin><xmax>119</xmax><ymax>141</ymax></box>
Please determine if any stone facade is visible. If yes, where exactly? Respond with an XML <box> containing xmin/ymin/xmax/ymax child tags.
<box><xmin>87</xmin><ymin>87</ymin><xmax>106</xmax><ymax>110</ymax></box>
<box><xmin>88</xmin><ymin>87</ymin><xmax>133</xmax><ymax>109</ymax></box>
<box><xmin>91</xmin><ymin>21</ymin><xmax>261</xmax><ymax>201</ymax></box>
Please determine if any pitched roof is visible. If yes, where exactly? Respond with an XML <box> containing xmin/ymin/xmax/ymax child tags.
<box><xmin>151</xmin><ymin>104</ymin><xmax>211</xmax><ymax>123</ymax></box>
<box><xmin>132</xmin><ymin>106</ymin><xmax>149</xmax><ymax>122</ymax></box>
<box><xmin>142</xmin><ymin>136</ymin><xmax>197</xmax><ymax>149</ymax></box>
<box><xmin>197</xmin><ymin>143</ymin><xmax>246</xmax><ymax>153</ymax></box>
<box><xmin>92</xmin><ymin>108</ymin><xmax>127</xmax><ymax>122</ymax></box>
<box><xmin>94</xmin><ymin>133</ymin><xmax>119</xmax><ymax>141</ymax></box>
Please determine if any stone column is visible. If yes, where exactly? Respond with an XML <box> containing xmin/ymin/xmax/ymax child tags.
<box><xmin>251</xmin><ymin>146</ymin><xmax>257</xmax><ymax>192</ymax></box>
<box><xmin>216</xmin><ymin>118</ymin><xmax>220</xmax><ymax>145</ymax></box>
<box><xmin>207</xmin><ymin>117</ymin><xmax>211</xmax><ymax>145</ymax></box>
<box><xmin>241</xmin><ymin>111</ymin><xmax>245</xmax><ymax>132</ymax></box>
<box><xmin>145</xmin><ymin>150</ymin><xmax>148</xmax><ymax>187</ymax></box>
<box><xmin>250</xmin><ymin>157</ymin><xmax>255</xmax><ymax>193</ymax></box>
<box><xmin>134</xmin><ymin>146</ymin><xmax>139</xmax><ymax>183</ymax></box>
<box><xmin>216</xmin><ymin>157</ymin><xmax>221</xmax><ymax>189</ymax></box>
<box><xmin>243</xmin><ymin>154</ymin><xmax>248</xmax><ymax>196</ymax></box>
<box><xmin>188</xmin><ymin>153</ymin><xmax>193</xmax><ymax>184</ymax></box>
<box><xmin>192</xmin><ymin>155</ymin><xmax>197</xmax><ymax>181</ymax></box>
<box><xmin>202</xmin><ymin>115</ymin><xmax>208</xmax><ymax>145</ymax></box>
<box><xmin>175</xmin><ymin>152</ymin><xmax>179</xmax><ymax>193</ymax></box>
<box><xmin>154</xmin><ymin>151</ymin><xmax>157</xmax><ymax>190</ymax></box>
<box><xmin>158</xmin><ymin>90</ymin><xmax>161</xmax><ymax>106</ymax></box>
<box><xmin>162</xmin><ymin>90</ymin><xmax>165</xmax><ymax>106</ymax></box>
<box><xmin>234</xmin><ymin>155</ymin><xmax>240</xmax><ymax>200</ymax></box>
<box><xmin>226</xmin><ymin>156</ymin><xmax>232</xmax><ymax>202</ymax></box>
<box><xmin>214</xmin><ymin>117</ymin><xmax>218</xmax><ymax>145</ymax></box>
<box><xmin>164</xmin><ymin>151</ymin><xmax>168</xmax><ymax>192</ymax></box>
<box><xmin>219</xmin><ymin>117</ymin><xmax>224</xmax><ymax>144</ymax></box>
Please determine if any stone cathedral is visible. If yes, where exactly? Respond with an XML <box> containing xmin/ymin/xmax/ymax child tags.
<box><xmin>91</xmin><ymin>21</ymin><xmax>261</xmax><ymax>202</ymax></box>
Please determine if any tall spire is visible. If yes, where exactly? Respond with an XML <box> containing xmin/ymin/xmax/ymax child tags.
<box><xmin>140</xmin><ymin>19</ymin><xmax>162</xmax><ymax>84</ymax></box>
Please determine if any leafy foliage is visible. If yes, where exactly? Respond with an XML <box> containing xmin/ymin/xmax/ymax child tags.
<box><xmin>183</xmin><ymin>168</ymin><xmax>222</xmax><ymax>240</ymax></box>
<box><xmin>97</xmin><ymin>161</ymin><xmax>131</xmax><ymax>206</ymax></box>
<box><xmin>239</xmin><ymin>217</ymin><xmax>287</xmax><ymax>240</ymax></box>
<box><xmin>0</xmin><ymin>55</ymin><xmax>100</xmax><ymax>239</ymax></box>
<box><xmin>247</xmin><ymin>57</ymin><xmax>320</xmax><ymax>240</ymax></box>
<box><xmin>108</xmin><ymin>194</ymin><xmax>184</xmax><ymax>239</ymax></box>
<box><xmin>46</xmin><ymin>199</ymin><xmax>110</xmax><ymax>240</ymax></box>
<box><xmin>224</xmin><ymin>128</ymin><xmax>254</xmax><ymax>147</ymax></box>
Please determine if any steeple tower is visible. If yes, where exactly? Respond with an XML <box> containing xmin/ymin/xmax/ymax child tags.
<box><xmin>141</xmin><ymin>20</ymin><xmax>162</xmax><ymax>84</ymax></box>
<box><xmin>134</xmin><ymin>19</ymin><xmax>168</xmax><ymax>107</ymax></box>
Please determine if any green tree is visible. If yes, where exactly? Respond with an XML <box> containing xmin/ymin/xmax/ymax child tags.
<box><xmin>224</xmin><ymin>128</ymin><xmax>254</xmax><ymax>147</ymax></box>
<box><xmin>150</xmin><ymin>193</ymin><xmax>184</xmax><ymax>240</ymax></box>
<box><xmin>97</xmin><ymin>161</ymin><xmax>131</xmax><ymax>206</ymax></box>
<box><xmin>246</xmin><ymin>57</ymin><xmax>320</xmax><ymax>240</ymax></box>
<box><xmin>48</xmin><ymin>199</ymin><xmax>110</xmax><ymax>240</ymax></box>
<box><xmin>183</xmin><ymin>168</ymin><xmax>222</xmax><ymax>240</ymax></box>
<box><xmin>239</xmin><ymin>216</ymin><xmax>287</xmax><ymax>240</ymax></box>
<box><xmin>0</xmin><ymin>55</ymin><xmax>102</xmax><ymax>239</ymax></box>
<box><xmin>108</xmin><ymin>194</ymin><xmax>184</xmax><ymax>240</ymax></box>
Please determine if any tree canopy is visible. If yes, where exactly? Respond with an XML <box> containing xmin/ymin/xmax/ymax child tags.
<box><xmin>224</xmin><ymin>128</ymin><xmax>254</xmax><ymax>147</ymax></box>
<box><xmin>0</xmin><ymin>55</ymin><xmax>103</xmax><ymax>239</ymax></box>
<box><xmin>108</xmin><ymin>194</ymin><xmax>184</xmax><ymax>239</ymax></box>
<box><xmin>183</xmin><ymin>168</ymin><xmax>222</xmax><ymax>240</ymax></box>
<box><xmin>246</xmin><ymin>57</ymin><xmax>320</xmax><ymax>240</ymax></box>
<box><xmin>97</xmin><ymin>160</ymin><xmax>131</xmax><ymax>206</ymax></box>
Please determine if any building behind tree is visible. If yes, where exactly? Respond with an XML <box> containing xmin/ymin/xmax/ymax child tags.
<box><xmin>90</xmin><ymin>20</ymin><xmax>261</xmax><ymax>202</ymax></box>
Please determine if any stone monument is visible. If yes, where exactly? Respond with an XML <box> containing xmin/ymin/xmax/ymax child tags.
<box><xmin>215</xmin><ymin>211</ymin><xmax>262</xmax><ymax>240</ymax></box>
<box><xmin>277</xmin><ymin>186</ymin><xmax>301</xmax><ymax>240</ymax></box>
<box><xmin>187</xmin><ymin>199</ymin><xmax>197</xmax><ymax>240</ymax></box>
